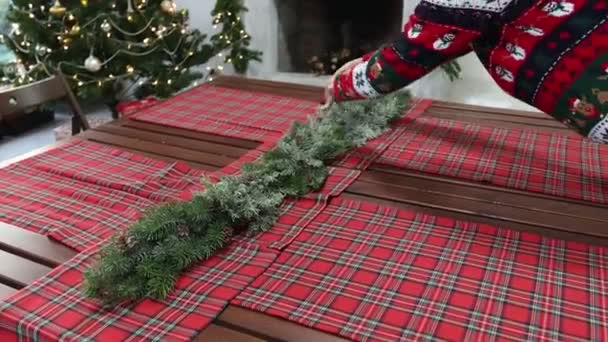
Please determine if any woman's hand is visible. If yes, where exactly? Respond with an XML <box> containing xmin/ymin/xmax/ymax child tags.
<box><xmin>320</xmin><ymin>57</ymin><xmax>362</xmax><ymax>111</ymax></box>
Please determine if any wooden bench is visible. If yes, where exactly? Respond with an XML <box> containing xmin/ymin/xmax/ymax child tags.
<box><xmin>0</xmin><ymin>76</ymin><xmax>607</xmax><ymax>341</ymax></box>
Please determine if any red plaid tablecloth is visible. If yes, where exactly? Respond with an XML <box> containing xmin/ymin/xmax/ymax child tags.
<box><xmin>0</xmin><ymin>242</ymin><xmax>276</xmax><ymax>341</ymax></box>
<box><xmin>376</xmin><ymin>118</ymin><xmax>608</xmax><ymax>204</ymax></box>
<box><xmin>234</xmin><ymin>197</ymin><xmax>608</xmax><ymax>341</ymax></box>
<box><xmin>0</xmin><ymin>140</ymin><xmax>204</xmax><ymax>251</ymax></box>
<box><xmin>333</xmin><ymin>99</ymin><xmax>431</xmax><ymax>170</ymax></box>
<box><xmin>129</xmin><ymin>84</ymin><xmax>318</xmax><ymax>146</ymax></box>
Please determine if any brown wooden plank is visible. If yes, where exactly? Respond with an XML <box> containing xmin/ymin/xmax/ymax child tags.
<box><xmin>423</xmin><ymin>111</ymin><xmax>578</xmax><ymax>134</ymax></box>
<box><xmin>81</xmin><ymin>130</ymin><xmax>233</xmax><ymax>168</ymax></box>
<box><xmin>367</xmin><ymin>167</ymin><xmax>608</xmax><ymax>216</ymax></box>
<box><xmin>425</xmin><ymin>107</ymin><xmax>572</xmax><ymax>129</ymax></box>
<box><xmin>347</xmin><ymin>179</ymin><xmax>608</xmax><ymax>237</ymax></box>
<box><xmin>95</xmin><ymin>123</ymin><xmax>249</xmax><ymax>158</ymax></box>
<box><xmin>0</xmin><ymin>283</ymin><xmax>17</xmax><ymax>299</ymax></box>
<box><xmin>0</xmin><ymin>250</ymin><xmax>51</xmax><ymax>288</ymax></box>
<box><xmin>218</xmin><ymin>306</ymin><xmax>348</xmax><ymax>342</ymax></box>
<box><xmin>0</xmin><ymin>223</ymin><xmax>77</xmax><ymax>267</ymax></box>
<box><xmin>195</xmin><ymin>323</ymin><xmax>265</xmax><ymax>342</ymax></box>
<box><xmin>431</xmin><ymin>100</ymin><xmax>551</xmax><ymax>119</ymax></box>
<box><xmin>213</xmin><ymin>76</ymin><xmax>324</xmax><ymax>103</ymax></box>
<box><xmin>89</xmin><ymin>141</ymin><xmax>216</xmax><ymax>171</ymax></box>
<box><xmin>346</xmin><ymin>163</ymin><xmax>608</xmax><ymax>241</ymax></box>
<box><xmin>118</xmin><ymin>119</ymin><xmax>260</xmax><ymax>149</ymax></box>
<box><xmin>341</xmin><ymin>192</ymin><xmax>608</xmax><ymax>246</ymax></box>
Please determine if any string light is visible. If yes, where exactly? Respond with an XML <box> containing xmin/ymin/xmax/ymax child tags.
<box><xmin>126</xmin><ymin>65</ymin><xmax>134</xmax><ymax>73</ymax></box>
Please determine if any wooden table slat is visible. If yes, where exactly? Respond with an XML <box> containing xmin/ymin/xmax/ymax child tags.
<box><xmin>0</xmin><ymin>223</ymin><xmax>76</xmax><ymax>267</ymax></box>
<box><xmin>217</xmin><ymin>306</ymin><xmax>348</xmax><ymax>342</ymax></box>
<box><xmin>118</xmin><ymin>120</ymin><xmax>261</xmax><ymax>150</ymax></box>
<box><xmin>0</xmin><ymin>250</ymin><xmax>51</xmax><ymax>288</ymax></box>
<box><xmin>431</xmin><ymin>100</ymin><xmax>552</xmax><ymax>119</ymax></box>
<box><xmin>96</xmin><ymin>123</ymin><xmax>249</xmax><ymax>158</ymax></box>
<box><xmin>341</xmin><ymin>192</ymin><xmax>608</xmax><ymax>246</ymax></box>
<box><xmin>211</xmin><ymin>76</ymin><xmax>324</xmax><ymax>103</ymax></box>
<box><xmin>0</xmin><ymin>283</ymin><xmax>17</xmax><ymax>300</ymax></box>
<box><xmin>348</xmin><ymin>179</ymin><xmax>608</xmax><ymax>237</ymax></box>
<box><xmin>194</xmin><ymin>323</ymin><xmax>265</xmax><ymax>342</ymax></box>
<box><xmin>426</xmin><ymin>107</ymin><xmax>572</xmax><ymax>130</ymax></box>
<box><xmin>81</xmin><ymin>130</ymin><xmax>233</xmax><ymax>168</ymax></box>
<box><xmin>364</xmin><ymin>168</ymin><xmax>608</xmax><ymax>219</ymax></box>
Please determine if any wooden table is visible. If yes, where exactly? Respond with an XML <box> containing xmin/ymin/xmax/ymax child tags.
<box><xmin>1</xmin><ymin>76</ymin><xmax>607</xmax><ymax>341</ymax></box>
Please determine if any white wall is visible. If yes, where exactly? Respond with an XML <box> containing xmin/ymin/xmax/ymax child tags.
<box><xmin>178</xmin><ymin>0</ymin><xmax>214</xmax><ymax>34</ymax></box>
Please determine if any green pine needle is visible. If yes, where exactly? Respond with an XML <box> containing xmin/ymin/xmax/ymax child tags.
<box><xmin>84</xmin><ymin>91</ymin><xmax>411</xmax><ymax>304</ymax></box>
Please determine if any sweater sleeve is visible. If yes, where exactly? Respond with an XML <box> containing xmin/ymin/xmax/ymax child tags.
<box><xmin>332</xmin><ymin>4</ymin><xmax>485</xmax><ymax>102</ymax></box>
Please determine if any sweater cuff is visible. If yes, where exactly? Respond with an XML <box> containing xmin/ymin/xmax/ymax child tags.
<box><xmin>332</xmin><ymin>59</ymin><xmax>379</xmax><ymax>102</ymax></box>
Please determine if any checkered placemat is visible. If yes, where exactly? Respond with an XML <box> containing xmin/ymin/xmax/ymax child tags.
<box><xmin>234</xmin><ymin>197</ymin><xmax>608</xmax><ymax>342</ymax></box>
<box><xmin>332</xmin><ymin>99</ymin><xmax>432</xmax><ymax>170</ymax></box>
<box><xmin>129</xmin><ymin>84</ymin><xmax>318</xmax><ymax>144</ymax></box>
<box><xmin>0</xmin><ymin>140</ymin><xmax>205</xmax><ymax>251</ymax></box>
<box><xmin>0</xmin><ymin>242</ymin><xmax>276</xmax><ymax>341</ymax></box>
<box><xmin>375</xmin><ymin>118</ymin><xmax>608</xmax><ymax>204</ymax></box>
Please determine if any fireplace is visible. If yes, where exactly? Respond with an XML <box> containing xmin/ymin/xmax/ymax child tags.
<box><xmin>275</xmin><ymin>0</ymin><xmax>404</xmax><ymax>75</ymax></box>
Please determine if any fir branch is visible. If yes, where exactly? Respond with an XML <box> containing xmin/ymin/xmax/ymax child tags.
<box><xmin>84</xmin><ymin>91</ymin><xmax>411</xmax><ymax>304</ymax></box>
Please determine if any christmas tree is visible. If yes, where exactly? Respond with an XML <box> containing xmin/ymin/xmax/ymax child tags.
<box><xmin>0</xmin><ymin>0</ymin><xmax>261</xmax><ymax>105</ymax></box>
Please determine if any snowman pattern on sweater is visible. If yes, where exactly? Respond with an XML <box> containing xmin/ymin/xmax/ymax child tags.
<box><xmin>516</xmin><ymin>26</ymin><xmax>545</xmax><ymax>37</ymax></box>
<box><xmin>542</xmin><ymin>1</ymin><xmax>575</xmax><ymax>17</ymax></box>
<box><xmin>505</xmin><ymin>43</ymin><xmax>526</xmax><ymax>61</ymax></box>
<box><xmin>407</xmin><ymin>23</ymin><xmax>424</xmax><ymax>39</ymax></box>
<box><xmin>495</xmin><ymin>66</ymin><xmax>514</xmax><ymax>82</ymax></box>
<box><xmin>433</xmin><ymin>33</ymin><xmax>456</xmax><ymax>50</ymax></box>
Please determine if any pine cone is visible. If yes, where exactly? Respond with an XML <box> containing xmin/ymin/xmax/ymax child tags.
<box><xmin>115</xmin><ymin>231</ymin><xmax>128</xmax><ymax>252</ymax></box>
<box><xmin>115</xmin><ymin>231</ymin><xmax>137</xmax><ymax>251</ymax></box>
<box><xmin>177</xmin><ymin>225</ymin><xmax>190</xmax><ymax>238</ymax></box>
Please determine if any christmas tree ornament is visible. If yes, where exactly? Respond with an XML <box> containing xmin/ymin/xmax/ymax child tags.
<box><xmin>10</xmin><ymin>23</ymin><xmax>21</xmax><ymax>36</ymax></box>
<box><xmin>35</xmin><ymin>44</ymin><xmax>49</xmax><ymax>56</ymax></box>
<box><xmin>49</xmin><ymin>0</ymin><xmax>66</xmax><ymax>17</ymax></box>
<box><xmin>100</xmin><ymin>20</ymin><xmax>111</xmax><ymax>32</ymax></box>
<box><xmin>69</xmin><ymin>24</ymin><xmax>81</xmax><ymax>36</ymax></box>
<box><xmin>81</xmin><ymin>0</ymin><xmax>88</xmax><ymax>6</ymax></box>
<box><xmin>84</xmin><ymin>54</ymin><xmax>102</xmax><ymax>72</ymax></box>
<box><xmin>16</xmin><ymin>63</ymin><xmax>26</xmax><ymax>77</ymax></box>
<box><xmin>161</xmin><ymin>0</ymin><xmax>176</xmax><ymax>14</ymax></box>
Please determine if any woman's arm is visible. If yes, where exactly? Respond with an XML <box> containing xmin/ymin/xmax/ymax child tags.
<box><xmin>331</xmin><ymin>3</ymin><xmax>489</xmax><ymax>102</ymax></box>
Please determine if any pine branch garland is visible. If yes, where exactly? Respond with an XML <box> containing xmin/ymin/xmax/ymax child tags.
<box><xmin>84</xmin><ymin>91</ymin><xmax>411</xmax><ymax>304</ymax></box>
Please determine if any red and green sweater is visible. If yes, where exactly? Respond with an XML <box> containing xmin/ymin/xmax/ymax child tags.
<box><xmin>333</xmin><ymin>0</ymin><xmax>608</xmax><ymax>143</ymax></box>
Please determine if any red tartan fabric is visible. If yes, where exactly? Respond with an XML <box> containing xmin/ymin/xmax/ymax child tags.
<box><xmin>376</xmin><ymin>118</ymin><xmax>608</xmax><ymax>204</ymax></box>
<box><xmin>129</xmin><ymin>84</ymin><xmax>318</xmax><ymax>144</ymax></box>
<box><xmin>0</xmin><ymin>242</ymin><xmax>276</xmax><ymax>341</ymax></box>
<box><xmin>332</xmin><ymin>99</ymin><xmax>431</xmax><ymax>169</ymax></box>
<box><xmin>234</xmin><ymin>197</ymin><xmax>608</xmax><ymax>342</ymax></box>
<box><xmin>0</xmin><ymin>140</ymin><xmax>204</xmax><ymax>251</ymax></box>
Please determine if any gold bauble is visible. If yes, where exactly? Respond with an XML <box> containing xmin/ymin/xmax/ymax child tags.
<box><xmin>62</xmin><ymin>37</ymin><xmax>73</xmax><ymax>45</ymax></box>
<box><xmin>69</xmin><ymin>24</ymin><xmax>81</xmax><ymax>36</ymax></box>
<box><xmin>49</xmin><ymin>0</ymin><xmax>66</xmax><ymax>17</ymax></box>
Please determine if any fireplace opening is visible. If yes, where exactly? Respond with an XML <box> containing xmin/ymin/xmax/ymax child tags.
<box><xmin>276</xmin><ymin>0</ymin><xmax>404</xmax><ymax>75</ymax></box>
